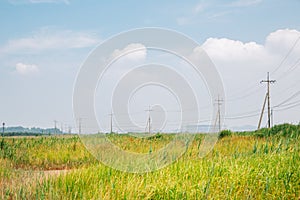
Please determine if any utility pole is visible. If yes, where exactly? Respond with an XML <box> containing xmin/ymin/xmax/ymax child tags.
<box><xmin>145</xmin><ymin>106</ymin><xmax>153</xmax><ymax>134</ymax></box>
<box><xmin>2</xmin><ymin>122</ymin><xmax>5</xmax><ymax>137</ymax></box>
<box><xmin>61</xmin><ymin>122</ymin><xmax>64</xmax><ymax>134</ymax></box>
<box><xmin>78</xmin><ymin>118</ymin><xmax>82</xmax><ymax>134</ymax></box>
<box><xmin>258</xmin><ymin>93</ymin><xmax>267</xmax><ymax>130</ymax></box>
<box><xmin>260</xmin><ymin>72</ymin><xmax>276</xmax><ymax>129</ymax></box>
<box><xmin>215</xmin><ymin>96</ymin><xmax>223</xmax><ymax>133</ymax></box>
<box><xmin>271</xmin><ymin>109</ymin><xmax>274</xmax><ymax>127</ymax></box>
<box><xmin>54</xmin><ymin>120</ymin><xmax>57</xmax><ymax>134</ymax></box>
<box><xmin>109</xmin><ymin>111</ymin><xmax>113</xmax><ymax>134</ymax></box>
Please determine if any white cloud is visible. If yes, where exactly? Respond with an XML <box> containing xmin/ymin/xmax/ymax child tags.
<box><xmin>0</xmin><ymin>27</ymin><xmax>101</xmax><ymax>54</ymax></box>
<box><xmin>16</xmin><ymin>62</ymin><xmax>39</xmax><ymax>75</ymax></box>
<box><xmin>111</xmin><ymin>43</ymin><xmax>147</xmax><ymax>62</ymax></box>
<box><xmin>202</xmin><ymin>29</ymin><xmax>300</xmax><ymax>64</ymax></box>
<box><xmin>265</xmin><ymin>29</ymin><xmax>300</xmax><ymax>55</ymax></box>
<box><xmin>200</xmin><ymin>28</ymin><xmax>300</xmax><ymax>93</ymax></box>
<box><xmin>8</xmin><ymin>0</ymin><xmax>70</xmax><ymax>4</ymax></box>
<box><xmin>200</xmin><ymin>28</ymin><xmax>300</xmax><ymax>128</ymax></box>
<box><xmin>202</xmin><ymin>38</ymin><xmax>267</xmax><ymax>63</ymax></box>
<box><xmin>229</xmin><ymin>0</ymin><xmax>263</xmax><ymax>7</ymax></box>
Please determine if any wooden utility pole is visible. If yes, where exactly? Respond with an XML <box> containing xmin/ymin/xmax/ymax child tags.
<box><xmin>260</xmin><ymin>72</ymin><xmax>276</xmax><ymax>129</ymax></box>
<box><xmin>54</xmin><ymin>120</ymin><xmax>57</xmax><ymax>134</ymax></box>
<box><xmin>78</xmin><ymin>118</ymin><xmax>82</xmax><ymax>134</ymax></box>
<box><xmin>2</xmin><ymin>122</ymin><xmax>5</xmax><ymax>137</ymax></box>
<box><xmin>215</xmin><ymin>96</ymin><xmax>223</xmax><ymax>133</ymax></box>
<box><xmin>145</xmin><ymin>106</ymin><xmax>153</xmax><ymax>134</ymax></box>
<box><xmin>258</xmin><ymin>93</ymin><xmax>267</xmax><ymax>129</ymax></box>
<box><xmin>271</xmin><ymin>109</ymin><xmax>274</xmax><ymax>127</ymax></box>
<box><xmin>109</xmin><ymin>111</ymin><xmax>113</xmax><ymax>134</ymax></box>
<box><xmin>61</xmin><ymin>122</ymin><xmax>64</xmax><ymax>134</ymax></box>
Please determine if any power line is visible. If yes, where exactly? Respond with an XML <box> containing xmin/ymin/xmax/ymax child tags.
<box><xmin>227</xmin><ymin>47</ymin><xmax>299</xmax><ymax>103</ymax></box>
<box><xmin>226</xmin><ymin>108</ymin><xmax>261</xmax><ymax>117</ymax></box>
<box><xmin>227</xmin><ymin>35</ymin><xmax>300</xmax><ymax>102</ymax></box>
<box><xmin>273</xmin><ymin>90</ymin><xmax>300</xmax><ymax>108</ymax></box>
<box><xmin>108</xmin><ymin>105</ymin><xmax>212</xmax><ymax>117</ymax></box>
<box><xmin>276</xmin><ymin>57</ymin><xmax>300</xmax><ymax>81</ymax></box>
<box><xmin>226</xmin><ymin>111</ymin><xmax>263</xmax><ymax>120</ymax></box>
<box><xmin>275</xmin><ymin>100</ymin><xmax>300</xmax><ymax>108</ymax></box>
<box><xmin>226</xmin><ymin>86</ymin><xmax>263</xmax><ymax>102</ymax></box>
<box><xmin>271</xmin><ymin>35</ymin><xmax>300</xmax><ymax>75</ymax></box>
<box><xmin>275</xmin><ymin>78</ymin><xmax>300</xmax><ymax>96</ymax></box>
<box><xmin>273</xmin><ymin>101</ymin><xmax>300</xmax><ymax>111</ymax></box>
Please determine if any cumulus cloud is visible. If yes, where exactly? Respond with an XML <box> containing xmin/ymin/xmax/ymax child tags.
<box><xmin>111</xmin><ymin>43</ymin><xmax>147</xmax><ymax>62</ymax></box>
<box><xmin>200</xmin><ymin>28</ymin><xmax>300</xmax><ymax>102</ymax></box>
<box><xmin>265</xmin><ymin>29</ymin><xmax>300</xmax><ymax>55</ymax></box>
<box><xmin>202</xmin><ymin>38</ymin><xmax>267</xmax><ymax>63</ymax></box>
<box><xmin>202</xmin><ymin>29</ymin><xmax>300</xmax><ymax>65</ymax></box>
<box><xmin>0</xmin><ymin>27</ymin><xmax>101</xmax><ymax>54</ymax></box>
<box><xmin>199</xmin><ymin>28</ymin><xmax>300</xmax><ymax>128</ymax></box>
<box><xmin>16</xmin><ymin>63</ymin><xmax>39</xmax><ymax>75</ymax></box>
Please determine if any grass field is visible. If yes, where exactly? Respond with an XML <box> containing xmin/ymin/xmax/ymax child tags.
<box><xmin>1</xmin><ymin>124</ymin><xmax>299</xmax><ymax>199</ymax></box>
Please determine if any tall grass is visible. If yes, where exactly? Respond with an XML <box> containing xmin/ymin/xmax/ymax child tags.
<box><xmin>0</xmin><ymin>136</ymin><xmax>96</xmax><ymax>170</ymax></box>
<box><xmin>1</xmin><ymin>124</ymin><xmax>299</xmax><ymax>199</ymax></box>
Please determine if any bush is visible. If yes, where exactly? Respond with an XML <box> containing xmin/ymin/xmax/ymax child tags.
<box><xmin>254</xmin><ymin>124</ymin><xmax>300</xmax><ymax>138</ymax></box>
<box><xmin>219</xmin><ymin>130</ymin><xmax>232</xmax><ymax>139</ymax></box>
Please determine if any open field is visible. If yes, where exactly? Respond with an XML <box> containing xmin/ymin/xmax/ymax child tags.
<box><xmin>1</xmin><ymin>124</ymin><xmax>299</xmax><ymax>199</ymax></box>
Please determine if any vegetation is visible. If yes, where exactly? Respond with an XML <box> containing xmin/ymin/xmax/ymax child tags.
<box><xmin>1</xmin><ymin>124</ymin><xmax>299</xmax><ymax>199</ymax></box>
<box><xmin>2</xmin><ymin>126</ymin><xmax>62</xmax><ymax>135</ymax></box>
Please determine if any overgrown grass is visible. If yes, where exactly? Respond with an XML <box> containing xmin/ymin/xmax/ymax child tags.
<box><xmin>0</xmin><ymin>136</ymin><xmax>96</xmax><ymax>170</ymax></box>
<box><xmin>1</xmin><ymin>124</ymin><xmax>299</xmax><ymax>199</ymax></box>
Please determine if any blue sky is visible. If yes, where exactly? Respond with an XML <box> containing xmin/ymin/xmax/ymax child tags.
<box><xmin>1</xmin><ymin>0</ymin><xmax>300</xmax><ymax>131</ymax></box>
<box><xmin>1</xmin><ymin>0</ymin><xmax>299</xmax><ymax>43</ymax></box>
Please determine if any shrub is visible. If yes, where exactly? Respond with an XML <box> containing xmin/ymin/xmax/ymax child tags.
<box><xmin>219</xmin><ymin>130</ymin><xmax>232</xmax><ymax>139</ymax></box>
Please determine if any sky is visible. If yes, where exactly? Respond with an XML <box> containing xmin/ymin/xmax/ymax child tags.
<box><xmin>0</xmin><ymin>0</ymin><xmax>300</xmax><ymax>132</ymax></box>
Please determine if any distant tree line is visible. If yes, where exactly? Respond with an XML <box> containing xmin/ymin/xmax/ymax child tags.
<box><xmin>2</xmin><ymin>126</ymin><xmax>63</xmax><ymax>136</ymax></box>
